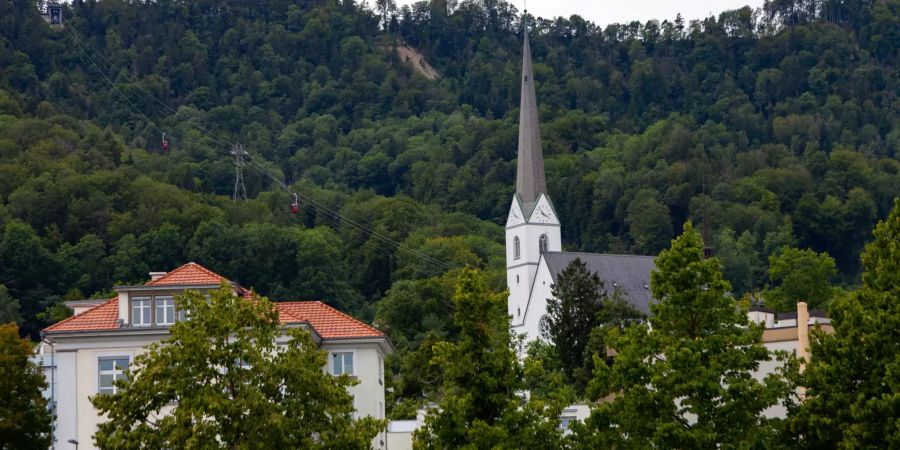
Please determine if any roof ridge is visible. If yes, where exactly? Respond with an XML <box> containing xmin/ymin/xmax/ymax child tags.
<box><xmin>44</xmin><ymin>297</ymin><xmax>117</xmax><ymax>331</ymax></box>
<box><xmin>146</xmin><ymin>261</ymin><xmax>228</xmax><ymax>286</ymax></box>
<box><xmin>552</xmin><ymin>251</ymin><xmax>656</xmax><ymax>259</ymax></box>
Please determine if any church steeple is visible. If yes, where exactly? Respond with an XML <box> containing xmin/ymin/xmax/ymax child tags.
<box><xmin>515</xmin><ymin>24</ymin><xmax>546</xmax><ymax>211</ymax></box>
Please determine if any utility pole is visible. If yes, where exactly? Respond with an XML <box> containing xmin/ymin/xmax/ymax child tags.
<box><xmin>231</xmin><ymin>143</ymin><xmax>248</xmax><ymax>201</ymax></box>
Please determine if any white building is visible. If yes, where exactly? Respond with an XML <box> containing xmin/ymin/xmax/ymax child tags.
<box><xmin>506</xmin><ymin>22</ymin><xmax>655</xmax><ymax>345</ymax></box>
<box><xmin>41</xmin><ymin>262</ymin><xmax>392</xmax><ymax>450</ymax></box>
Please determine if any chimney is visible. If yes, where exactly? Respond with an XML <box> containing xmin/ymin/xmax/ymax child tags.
<box><xmin>797</xmin><ymin>301</ymin><xmax>810</xmax><ymax>399</ymax></box>
<box><xmin>149</xmin><ymin>272</ymin><xmax>167</xmax><ymax>281</ymax></box>
<box><xmin>797</xmin><ymin>302</ymin><xmax>810</xmax><ymax>364</ymax></box>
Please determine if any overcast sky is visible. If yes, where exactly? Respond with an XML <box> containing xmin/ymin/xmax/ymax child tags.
<box><xmin>392</xmin><ymin>0</ymin><xmax>765</xmax><ymax>27</ymax></box>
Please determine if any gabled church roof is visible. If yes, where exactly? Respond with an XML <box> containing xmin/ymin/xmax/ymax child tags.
<box><xmin>515</xmin><ymin>26</ymin><xmax>547</xmax><ymax>212</ymax></box>
<box><xmin>543</xmin><ymin>252</ymin><xmax>656</xmax><ymax>315</ymax></box>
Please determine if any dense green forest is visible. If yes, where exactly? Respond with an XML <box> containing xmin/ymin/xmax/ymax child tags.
<box><xmin>0</xmin><ymin>0</ymin><xmax>898</xmax><ymax>414</ymax></box>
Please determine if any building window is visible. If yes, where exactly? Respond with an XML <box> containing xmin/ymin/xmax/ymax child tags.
<box><xmin>513</xmin><ymin>236</ymin><xmax>521</xmax><ymax>260</ymax></box>
<box><xmin>539</xmin><ymin>314</ymin><xmax>551</xmax><ymax>338</ymax></box>
<box><xmin>378</xmin><ymin>355</ymin><xmax>384</xmax><ymax>385</ymax></box>
<box><xmin>98</xmin><ymin>357</ymin><xmax>129</xmax><ymax>395</ymax></box>
<box><xmin>332</xmin><ymin>352</ymin><xmax>354</xmax><ymax>375</ymax></box>
<box><xmin>539</xmin><ymin>234</ymin><xmax>548</xmax><ymax>253</ymax></box>
<box><xmin>559</xmin><ymin>415</ymin><xmax>577</xmax><ymax>431</ymax></box>
<box><xmin>156</xmin><ymin>296</ymin><xmax>175</xmax><ymax>325</ymax></box>
<box><xmin>132</xmin><ymin>297</ymin><xmax>151</xmax><ymax>326</ymax></box>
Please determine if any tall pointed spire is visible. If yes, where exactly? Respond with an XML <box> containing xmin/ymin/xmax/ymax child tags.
<box><xmin>516</xmin><ymin>20</ymin><xmax>546</xmax><ymax>211</ymax></box>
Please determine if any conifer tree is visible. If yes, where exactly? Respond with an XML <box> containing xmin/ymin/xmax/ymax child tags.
<box><xmin>789</xmin><ymin>199</ymin><xmax>900</xmax><ymax>448</ymax></box>
<box><xmin>414</xmin><ymin>268</ymin><xmax>564</xmax><ymax>449</ymax></box>
<box><xmin>575</xmin><ymin>222</ymin><xmax>790</xmax><ymax>448</ymax></box>
<box><xmin>546</xmin><ymin>258</ymin><xmax>641</xmax><ymax>392</ymax></box>
<box><xmin>547</xmin><ymin>258</ymin><xmax>603</xmax><ymax>383</ymax></box>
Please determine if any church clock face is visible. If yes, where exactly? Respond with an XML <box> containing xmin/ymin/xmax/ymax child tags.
<box><xmin>530</xmin><ymin>202</ymin><xmax>556</xmax><ymax>224</ymax></box>
<box><xmin>539</xmin><ymin>314</ymin><xmax>551</xmax><ymax>339</ymax></box>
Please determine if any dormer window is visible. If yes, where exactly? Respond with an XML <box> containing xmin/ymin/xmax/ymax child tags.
<box><xmin>130</xmin><ymin>294</ymin><xmax>180</xmax><ymax>326</ymax></box>
<box><xmin>156</xmin><ymin>296</ymin><xmax>175</xmax><ymax>325</ymax></box>
<box><xmin>514</xmin><ymin>236</ymin><xmax>521</xmax><ymax>260</ymax></box>
<box><xmin>132</xmin><ymin>297</ymin><xmax>151</xmax><ymax>326</ymax></box>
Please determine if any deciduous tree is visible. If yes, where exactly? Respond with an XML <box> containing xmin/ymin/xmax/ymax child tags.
<box><xmin>766</xmin><ymin>246</ymin><xmax>837</xmax><ymax>312</ymax></box>
<box><xmin>0</xmin><ymin>322</ymin><xmax>52</xmax><ymax>449</ymax></box>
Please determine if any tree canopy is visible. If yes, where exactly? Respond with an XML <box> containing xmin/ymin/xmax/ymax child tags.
<box><xmin>0</xmin><ymin>322</ymin><xmax>52</xmax><ymax>450</ymax></box>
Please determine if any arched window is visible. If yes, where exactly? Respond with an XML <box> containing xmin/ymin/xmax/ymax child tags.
<box><xmin>514</xmin><ymin>236</ymin><xmax>521</xmax><ymax>259</ymax></box>
<box><xmin>539</xmin><ymin>234</ymin><xmax>548</xmax><ymax>253</ymax></box>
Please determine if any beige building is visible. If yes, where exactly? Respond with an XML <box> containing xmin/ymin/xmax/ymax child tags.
<box><xmin>41</xmin><ymin>262</ymin><xmax>392</xmax><ymax>450</ymax></box>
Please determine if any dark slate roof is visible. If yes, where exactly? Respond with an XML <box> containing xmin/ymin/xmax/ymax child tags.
<box><xmin>543</xmin><ymin>252</ymin><xmax>656</xmax><ymax>315</ymax></box>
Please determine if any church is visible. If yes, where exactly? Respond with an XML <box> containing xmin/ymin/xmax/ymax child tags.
<box><xmin>506</xmin><ymin>29</ymin><xmax>656</xmax><ymax>343</ymax></box>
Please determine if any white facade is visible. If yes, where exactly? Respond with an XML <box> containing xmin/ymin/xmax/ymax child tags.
<box><xmin>43</xmin><ymin>331</ymin><xmax>389</xmax><ymax>450</ymax></box>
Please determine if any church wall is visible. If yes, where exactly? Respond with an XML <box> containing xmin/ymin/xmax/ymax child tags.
<box><xmin>512</xmin><ymin>259</ymin><xmax>555</xmax><ymax>344</ymax></box>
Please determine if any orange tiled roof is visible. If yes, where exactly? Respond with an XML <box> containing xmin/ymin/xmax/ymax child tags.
<box><xmin>146</xmin><ymin>262</ymin><xmax>227</xmax><ymax>286</ymax></box>
<box><xmin>43</xmin><ymin>263</ymin><xmax>384</xmax><ymax>340</ymax></box>
<box><xmin>276</xmin><ymin>301</ymin><xmax>384</xmax><ymax>339</ymax></box>
<box><xmin>44</xmin><ymin>298</ymin><xmax>119</xmax><ymax>332</ymax></box>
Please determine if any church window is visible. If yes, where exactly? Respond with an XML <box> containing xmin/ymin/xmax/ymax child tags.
<box><xmin>514</xmin><ymin>236</ymin><xmax>521</xmax><ymax>259</ymax></box>
<box><xmin>539</xmin><ymin>234</ymin><xmax>548</xmax><ymax>253</ymax></box>
<box><xmin>516</xmin><ymin>274</ymin><xmax>520</xmax><ymax>284</ymax></box>
<box><xmin>539</xmin><ymin>315</ymin><xmax>551</xmax><ymax>339</ymax></box>
<box><xmin>517</xmin><ymin>307</ymin><xmax>521</xmax><ymax>317</ymax></box>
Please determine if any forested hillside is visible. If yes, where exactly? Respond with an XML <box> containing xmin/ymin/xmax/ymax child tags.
<box><xmin>1</xmin><ymin>0</ymin><xmax>898</xmax><ymax>411</ymax></box>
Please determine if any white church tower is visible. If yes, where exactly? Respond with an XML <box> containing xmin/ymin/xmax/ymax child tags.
<box><xmin>507</xmin><ymin>26</ymin><xmax>561</xmax><ymax>328</ymax></box>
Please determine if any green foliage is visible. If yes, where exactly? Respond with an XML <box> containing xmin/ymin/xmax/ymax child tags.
<box><xmin>91</xmin><ymin>285</ymin><xmax>383</xmax><ymax>449</ymax></box>
<box><xmin>789</xmin><ymin>199</ymin><xmax>900</xmax><ymax>448</ymax></box>
<box><xmin>0</xmin><ymin>0</ymin><xmax>897</xmax><ymax>343</ymax></box>
<box><xmin>413</xmin><ymin>268</ymin><xmax>564</xmax><ymax>449</ymax></box>
<box><xmin>0</xmin><ymin>285</ymin><xmax>21</xmax><ymax>324</ymax></box>
<box><xmin>575</xmin><ymin>222</ymin><xmax>791</xmax><ymax>448</ymax></box>
<box><xmin>546</xmin><ymin>259</ymin><xmax>604</xmax><ymax>385</ymax></box>
<box><xmin>0</xmin><ymin>322</ymin><xmax>52</xmax><ymax>449</ymax></box>
<box><xmin>522</xmin><ymin>339</ymin><xmax>575</xmax><ymax>406</ymax></box>
<box><xmin>766</xmin><ymin>246</ymin><xmax>838</xmax><ymax>312</ymax></box>
<box><xmin>546</xmin><ymin>258</ymin><xmax>642</xmax><ymax>393</ymax></box>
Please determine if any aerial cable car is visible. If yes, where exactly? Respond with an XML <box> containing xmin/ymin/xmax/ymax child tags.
<box><xmin>161</xmin><ymin>132</ymin><xmax>170</xmax><ymax>153</ymax></box>
<box><xmin>290</xmin><ymin>193</ymin><xmax>300</xmax><ymax>215</ymax></box>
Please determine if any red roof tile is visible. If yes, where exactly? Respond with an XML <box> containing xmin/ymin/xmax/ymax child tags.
<box><xmin>44</xmin><ymin>262</ymin><xmax>384</xmax><ymax>340</ymax></box>
<box><xmin>276</xmin><ymin>302</ymin><xmax>384</xmax><ymax>338</ymax></box>
<box><xmin>44</xmin><ymin>298</ymin><xmax>119</xmax><ymax>332</ymax></box>
<box><xmin>146</xmin><ymin>262</ymin><xmax>228</xmax><ymax>286</ymax></box>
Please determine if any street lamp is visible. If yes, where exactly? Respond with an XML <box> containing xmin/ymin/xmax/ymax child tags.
<box><xmin>67</xmin><ymin>439</ymin><xmax>78</xmax><ymax>450</ymax></box>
